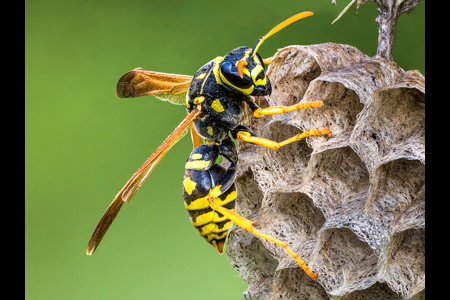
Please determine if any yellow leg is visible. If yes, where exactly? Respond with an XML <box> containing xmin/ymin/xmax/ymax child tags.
<box><xmin>253</xmin><ymin>101</ymin><xmax>323</xmax><ymax>118</ymax></box>
<box><xmin>262</xmin><ymin>56</ymin><xmax>273</xmax><ymax>65</ymax></box>
<box><xmin>206</xmin><ymin>187</ymin><xmax>319</xmax><ymax>280</ymax></box>
<box><xmin>237</xmin><ymin>128</ymin><xmax>331</xmax><ymax>150</ymax></box>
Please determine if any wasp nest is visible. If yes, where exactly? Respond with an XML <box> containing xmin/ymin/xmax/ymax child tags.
<box><xmin>226</xmin><ymin>42</ymin><xmax>424</xmax><ymax>300</ymax></box>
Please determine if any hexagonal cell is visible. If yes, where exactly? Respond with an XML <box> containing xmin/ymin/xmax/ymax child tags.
<box><xmin>251</xmin><ymin>122</ymin><xmax>313</xmax><ymax>193</ymax></box>
<box><xmin>313</xmin><ymin>227</ymin><xmax>379</xmax><ymax>297</ymax></box>
<box><xmin>380</xmin><ymin>228</ymin><xmax>425</xmax><ymax>299</ymax></box>
<box><xmin>315</xmin><ymin>59</ymin><xmax>404</xmax><ymax>105</ymax></box>
<box><xmin>266</xmin><ymin>46</ymin><xmax>323</xmax><ymax>109</ymax></box>
<box><xmin>257</xmin><ymin>192</ymin><xmax>326</xmax><ymax>268</ymax></box>
<box><xmin>304</xmin><ymin>146</ymin><xmax>370</xmax><ymax>217</ymax></box>
<box><xmin>268</xmin><ymin>53</ymin><xmax>321</xmax><ymax>109</ymax></box>
<box><xmin>350</xmin><ymin>82</ymin><xmax>425</xmax><ymax>173</ymax></box>
<box><xmin>292</xmin><ymin>80</ymin><xmax>364</xmax><ymax>151</ymax></box>
<box><xmin>365</xmin><ymin>159</ymin><xmax>425</xmax><ymax>232</ymax></box>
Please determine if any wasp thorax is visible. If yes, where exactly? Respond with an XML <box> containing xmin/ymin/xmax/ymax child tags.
<box><xmin>219</xmin><ymin>46</ymin><xmax>271</xmax><ymax>96</ymax></box>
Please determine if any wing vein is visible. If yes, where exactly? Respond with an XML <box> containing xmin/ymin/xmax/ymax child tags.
<box><xmin>86</xmin><ymin>107</ymin><xmax>201</xmax><ymax>255</ymax></box>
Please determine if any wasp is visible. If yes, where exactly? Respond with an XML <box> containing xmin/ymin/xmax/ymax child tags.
<box><xmin>86</xmin><ymin>11</ymin><xmax>330</xmax><ymax>280</ymax></box>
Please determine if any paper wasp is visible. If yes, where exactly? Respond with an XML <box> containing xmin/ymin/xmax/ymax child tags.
<box><xmin>86</xmin><ymin>11</ymin><xmax>330</xmax><ymax>280</ymax></box>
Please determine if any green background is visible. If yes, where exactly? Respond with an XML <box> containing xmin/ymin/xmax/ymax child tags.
<box><xmin>25</xmin><ymin>0</ymin><xmax>424</xmax><ymax>299</ymax></box>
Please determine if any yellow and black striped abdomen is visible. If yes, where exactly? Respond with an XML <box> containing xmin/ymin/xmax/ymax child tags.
<box><xmin>183</xmin><ymin>165</ymin><xmax>236</xmax><ymax>254</ymax></box>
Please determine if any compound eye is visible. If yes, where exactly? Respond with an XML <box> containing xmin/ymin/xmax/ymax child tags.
<box><xmin>255</xmin><ymin>53</ymin><xmax>265</xmax><ymax>69</ymax></box>
<box><xmin>220</xmin><ymin>61</ymin><xmax>253</xmax><ymax>89</ymax></box>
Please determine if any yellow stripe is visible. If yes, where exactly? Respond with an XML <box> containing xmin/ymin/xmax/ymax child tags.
<box><xmin>199</xmin><ymin>69</ymin><xmax>212</xmax><ymax>94</ymax></box>
<box><xmin>190</xmin><ymin>211</ymin><xmax>214</xmax><ymax>227</ymax></box>
<box><xmin>185</xmin><ymin>190</ymin><xmax>236</xmax><ymax>211</ymax></box>
<box><xmin>185</xmin><ymin>160</ymin><xmax>211</xmax><ymax>170</ymax></box>
<box><xmin>203</xmin><ymin>230</ymin><xmax>230</xmax><ymax>242</ymax></box>
<box><xmin>197</xmin><ymin>223</ymin><xmax>216</xmax><ymax>236</ymax></box>
<box><xmin>212</xmin><ymin>56</ymin><xmax>224</xmax><ymax>85</ymax></box>
<box><xmin>219</xmin><ymin>73</ymin><xmax>254</xmax><ymax>95</ymax></box>
<box><xmin>185</xmin><ymin>196</ymin><xmax>209</xmax><ymax>210</ymax></box>
<box><xmin>220</xmin><ymin>220</ymin><xmax>233</xmax><ymax>231</ymax></box>
<box><xmin>212</xmin><ymin>209</ymin><xmax>233</xmax><ymax>223</ymax></box>
<box><xmin>188</xmin><ymin>206</ymin><xmax>235</xmax><ymax>227</ymax></box>
<box><xmin>191</xmin><ymin>153</ymin><xmax>202</xmax><ymax>159</ymax></box>
<box><xmin>216</xmin><ymin>190</ymin><xmax>237</xmax><ymax>206</ymax></box>
<box><xmin>198</xmin><ymin>218</ymin><xmax>233</xmax><ymax>239</ymax></box>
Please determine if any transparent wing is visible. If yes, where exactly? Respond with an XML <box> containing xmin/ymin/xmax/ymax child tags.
<box><xmin>86</xmin><ymin>107</ymin><xmax>201</xmax><ymax>255</ymax></box>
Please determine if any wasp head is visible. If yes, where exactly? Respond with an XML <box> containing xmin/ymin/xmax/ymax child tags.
<box><xmin>217</xmin><ymin>12</ymin><xmax>314</xmax><ymax>97</ymax></box>
<box><xmin>218</xmin><ymin>46</ymin><xmax>271</xmax><ymax>97</ymax></box>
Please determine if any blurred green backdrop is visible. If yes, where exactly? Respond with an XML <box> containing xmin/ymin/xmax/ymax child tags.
<box><xmin>25</xmin><ymin>0</ymin><xmax>424</xmax><ymax>299</ymax></box>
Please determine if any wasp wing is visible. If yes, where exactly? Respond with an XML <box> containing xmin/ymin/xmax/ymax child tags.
<box><xmin>116</xmin><ymin>68</ymin><xmax>193</xmax><ymax>105</ymax></box>
<box><xmin>86</xmin><ymin>107</ymin><xmax>201</xmax><ymax>255</ymax></box>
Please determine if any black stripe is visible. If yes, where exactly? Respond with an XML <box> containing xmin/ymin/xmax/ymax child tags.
<box><xmin>222</xmin><ymin>200</ymin><xmax>235</xmax><ymax>210</ymax></box>
<box><xmin>215</xmin><ymin>200</ymin><xmax>236</xmax><ymax>218</ymax></box>
<box><xmin>190</xmin><ymin>197</ymin><xmax>235</xmax><ymax>227</ymax></box>
<box><xmin>188</xmin><ymin>206</ymin><xmax>213</xmax><ymax>223</ymax></box>
<box><xmin>215</xmin><ymin>219</ymin><xmax>232</xmax><ymax>230</ymax></box>
<box><xmin>211</xmin><ymin>237</ymin><xmax>227</xmax><ymax>244</ymax></box>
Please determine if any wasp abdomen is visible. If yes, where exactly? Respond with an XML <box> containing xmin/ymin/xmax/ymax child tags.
<box><xmin>183</xmin><ymin>163</ymin><xmax>236</xmax><ymax>254</ymax></box>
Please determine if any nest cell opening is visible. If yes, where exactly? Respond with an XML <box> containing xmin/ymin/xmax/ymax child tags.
<box><xmin>351</xmin><ymin>86</ymin><xmax>425</xmax><ymax>172</ymax></box>
<box><xmin>254</xmin><ymin>122</ymin><xmax>314</xmax><ymax>192</ymax></box>
<box><xmin>293</xmin><ymin>80</ymin><xmax>364</xmax><ymax>151</ymax></box>
<box><xmin>365</xmin><ymin>158</ymin><xmax>425</xmax><ymax>231</ymax></box>
<box><xmin>382</xmin><ymin>228</ymin><xmax>425</xmax><ymax>299</ymax></box>
<box><xmin>259</xmin><ymin>192</ymin><xmax>326</xmax><ymax>255</ymax></box>
<box><xmin>314</xmin><ymin>227</ymin><xmax>379</xmax><ymax>297</ymax></box>
<box><xmin>304</xmin><ymin>146</ymin><xmax>370</xmax><ymax>217</ymax></box>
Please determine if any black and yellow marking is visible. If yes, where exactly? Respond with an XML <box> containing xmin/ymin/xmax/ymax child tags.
<box><xmin>183</xmin><ymin>144</ymin><xmax>236</xmax><ymax>253</ymax></box>
<box><xmin>211</xmin><ymin>99</ymin><xmax>225</xmax><ymax>113</ymax></box>
<box><xmin>183</xmin><ymin>160</ymin><xmax>237</xmax><ymax>253</ymax></box>
<box><xmin>88</xmin><ymin>11</ymin><xmax>324</xmax><ymax>281</ymax></box>
<box><xmin>186</xmin><ymin>188</ymin><xmax>236</xmax><ymax>253</ymax></box>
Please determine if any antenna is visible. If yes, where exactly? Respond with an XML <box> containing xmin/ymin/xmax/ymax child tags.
<box><xmin>252</xmin><ymin>11</ymin><xmax>314</xmax><ymax>57</ymax></box>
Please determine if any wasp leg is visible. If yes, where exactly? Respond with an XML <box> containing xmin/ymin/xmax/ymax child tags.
<box><xmin>232</xmin><ymin>125</ymin><xmax>331</xmax><ymax>150</ymax></box>
<box><xmin>205</xmin><ymin>187</ymin><xmax>319</xmax><ymax>280</ymax></box>
<box><xmin>262</xmin><ymin>56</ymin><xmax>273</xmax><ymax>65</ymax></box>
<box><xmin>214</xmin><ymin>138</ymin><xmax>239</xmax><ymax>187</ymax></box>
<box><xmin>252</xmin><ymin>101</ymin><xmax>324</xmax><ymax>118</ymax></box>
